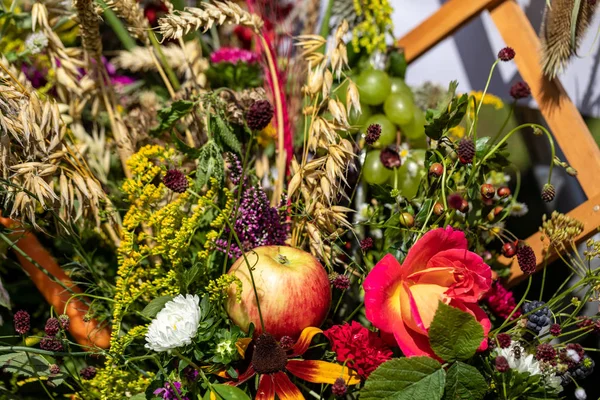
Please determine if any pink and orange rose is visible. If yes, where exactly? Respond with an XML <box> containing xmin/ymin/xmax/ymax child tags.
<box><xmin>363</xmin><ymin>226</ymin><xmax>492</xmax><ymax>359</ymax></box>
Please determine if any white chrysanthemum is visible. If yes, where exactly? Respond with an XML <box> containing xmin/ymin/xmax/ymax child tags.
<box><xmin>496</xmin><ymin>342</ymin><xmax>542</xmax><ymax>375</ymax></box>
<box><xmin>510</xmin><ymin>202</ymin><xmax>529</xmax><ymax>217</ymax></box>
<box><xmin>25</xmin><ymin>32</ymin><xmax>48</xmax><ymax>54</ymax></box>
<box><xmin>145</xmin><ymin>294</ymin><xmax>201</xmax><ymax>352</ymax></box>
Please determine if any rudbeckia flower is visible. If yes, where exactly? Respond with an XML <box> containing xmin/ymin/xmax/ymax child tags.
<box><xmin>220</xmin><ymin>327</ymin><xmax>360</xmax><ymax>399</ymax></box>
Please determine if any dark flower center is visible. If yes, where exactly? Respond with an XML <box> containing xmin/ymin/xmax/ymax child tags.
<box><xmin>251</xmin><ymin>333</ymin><xmax>288</xmax><ymax>374</ymax></box>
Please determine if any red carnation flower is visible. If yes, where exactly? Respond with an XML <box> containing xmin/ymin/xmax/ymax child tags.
<box><xmin>324</xmin><ymin>321</ymin><xmax>393</xmax><ymax>378</ymax></box>
<box><xmin>484</xmin><ymin>280</ymin><xmax>521</xmax><ymax>320</ymax></box>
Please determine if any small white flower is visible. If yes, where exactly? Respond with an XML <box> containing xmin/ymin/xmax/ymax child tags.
<box><xmin>145</xmin><ymin>294</ymin><xmax>201</xmax><ymax>352</ymax></box>
<box><xmin>496</xmin><ymin>342</ymin><xmax>542</xmax><ymax>376</ymax></box>
<box><xmin>25</xmin><ymin>32</ymin><xmax>48</xmax><ymax>54</ymax></box>
<box><xmin>510</xmin><ymin>202</ymin><xmax>529</xmax><ymax>217</ymax></box>
<box><xmin>575</xmin><ymin>387</ymin><xmax>587</xmax><ymax>400</ymax></box>
<box><xmin>398</xmin><ymin>143</ymin><xmax>410</xmax><ymax>164</ymax></box>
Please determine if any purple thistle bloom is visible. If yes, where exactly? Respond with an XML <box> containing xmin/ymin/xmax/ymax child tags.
<box><xmin>154</xmin><ymin>382</ymin><xmax>189</xmax><ymax>400</ymax></box>
<box><xmin>216</xmin><ymin>155</ymin><xmax>289</xmax><ymax>259</ymax></box>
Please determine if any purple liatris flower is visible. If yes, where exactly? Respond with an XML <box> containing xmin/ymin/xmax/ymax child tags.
<box><xmin>215</xmin><ymin>155</ymin><xmax>289</xmax><ymax>259</ymax></box>
<box><xmin>154</xmin><ymin>382</ymin><xmax>189</xmax><ymax>400</ymax></box>
<box><xmin>210</xmin><ymin>47</ymin><xmax>259</xmax><ymax>64</ymax></box>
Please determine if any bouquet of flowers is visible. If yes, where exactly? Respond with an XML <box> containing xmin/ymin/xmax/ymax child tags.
<box><xmin>0</xmin><ymin>0</ymin><xmax>598</xmax><ymax>399</ymax></box>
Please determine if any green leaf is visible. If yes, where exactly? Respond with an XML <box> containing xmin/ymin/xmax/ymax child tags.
<box><xmin>424</xmin><ymin>81</ymin><xmax>468</xmax><ymax>140</ymax></box>
<box><xmin>361</xmin><ymin>357</ymin><xmax>446</xmax><ymax>400</ymax></box>
<box><xmin>129</xmin><ymin>394</ymin><xmax>147</xmax><ymax>400</ymax></box>
<box><xmin>429</xmin><ymin>302</ymin><xmax>484</xmax><ymax>361</ymax></box>
<box><xmin>387</xmin><ymin>50</ymin><xmax>407</xmax><ymax>79</ymax></box>
<box><xmin>0</xmin><ymin>352</ymin><xmax>49</xmax><ymax>377</ymax></box>
<box><xmin>203</xmin><ymin>384</ymin><xmax>251</xmax><ymax>400</ymax></box>
<box><xmin>150</xmin><ymin>100</ymin><xmax>195</xmax><ymax>136</ymax></box>
<box><xmin>170</xmin><ymin>131</ymin><xmax>201</xmax><ymax>158</ymax></box>
<box><xmin>443</xmin><ymin>362</ymin><xmax>487</xmax><ymax>400</ymax></box>
<box><xmin>213</xmin><ymin>116</ymin><xmax>241</xmax><ymax>154</ymax></box>
<box><xmin>195</xmin><ymin>140</ymin><xmax>224</xmax><ymax>190</ymax></box>
<box><xmin>141</xmin><ymin>296</ymin><xmax>174</xmax><ymax>318</ymax></box>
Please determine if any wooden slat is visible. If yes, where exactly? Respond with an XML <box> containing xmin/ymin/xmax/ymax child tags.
<box><xmin>397</xmin><ymin>0</ymin><xmax>503</xmax><ymax>63</ymax></box>
<box><xmin>490</xmin><ymin>0</ymin><xmax>600</xmax><ymax>199</ymax></box>
<box><xmin>503</xmin><ymin>192</ymin><xmax>600</xmax><ymax>287</ymax></box>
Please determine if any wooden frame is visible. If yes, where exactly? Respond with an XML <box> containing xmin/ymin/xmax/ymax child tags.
<box><xmin>397</xmin><ymin>0</ymin><xmax>600</xmax><ymax>286</ymax></box>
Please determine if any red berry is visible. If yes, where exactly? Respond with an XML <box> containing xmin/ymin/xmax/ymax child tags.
<box><xmin>502</xmin><ymin>242</ymin><xmax>517</xmax><ymax>258</ymax></box>
<box><xmin>429</xmin><ymin>163</ymin><xmax>443</xmax><ymax>177</ymax></box>
<box><xmin>497</xmin><ymin>186</ymin><xmax>511</xmax><ymax>198</ymax></box>
<box><xmin>433</xmin><ymin>202</ymin><xmax>445</xmax><ymax>216</ymax></box>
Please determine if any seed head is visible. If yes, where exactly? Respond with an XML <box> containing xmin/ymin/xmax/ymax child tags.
<box><xmin>380</xmin><ymin>147</ymin><xmax>401</xmax><ymax>169</ymax></box>
<box><xmin>246</xmin><ymin>100</ymin><xmax>274</xmax><ymax>131</ymax></box>
<box><xmin>80</xmin><ymin>366</ymin><xmax>97</xmax><ymax>380</ymax></box>
<box><xmin>332</xmin><ymin>274</ymin><xmax>351</xmax><ymax>290</ymax></box>
<box><xmin>495</xmin><ymin>356</ymin><xmax>509</xmax><ymax>372</ymax></box>
<box><xmin>517</xmin><ymin>243</ymin><xmax>536</xmax><ymax>275</ymax></box>
<box><xmin>497</xmin><ymin>333</ymin><xmax>512</xmax><ymax>349</ymax></box>
<box><xmin>49</xmin><ymin>364</ymin><xmax>60</xmax><ymax>375</ymax></box>
<box><xmin>14</xmin><ymin>310</ymin><xmax>30</xmax><ymax>335</ymax></box>
<box><xmin>332</xmin><ymin>378</ymin><xmax>347</xmax><ymax>397</ymax></box>
<box><xmin>58</xmin><ymin>315</ymin><xmax>70</xmax><ymax>331</ymax></box>
<box><xmin>498</xmin><ymin>47</ymin><xmax>516</xmax><ymax>61</ymax></box>
<box><xmin>510</xmin><ymin>81</ymin><xmax>531</xmax><ymax>99</ymax></box>
<box><xmin>45</xmin><ymin>318</ymin><xmax>60</xmax><ymax>336</ymax></box>
<box><xmin>40</xmin><ymin>336</ymin><xmax>63</xmax><ymax>352</ymax></box>
<box><xmin>163</xmin><ymin>169</ymin><xmax>189</xmax><ymax>193</ymax></box>
<box><xmin>541</xmin><ymin>183</ymin><xmax>556</xmax><ymax>202</ymax></box>
<box><xmin>365</xmin><ymin>124</ymin><xmax>381</xmax><ymax>145</ymax></box>
<box><xmin>251</xmin><ymin>333</ymin><xmax>287</xmax><ymax>374</ymax></box>
<box><xmin>457</xmin><ymin>138</ymin><xmax>475</xmax><ymax>164</ymax></box>
<box><xmin>279</xmin><ymin>336</ymin><xmax>295</xmax><ymax>350</ymax></box>
<box><xmin>550</xmin><ymin>323</ymin><xmax>562</xmax><ymax>336</ymax></box>
<box><xmin>536</xmin><ymin>343</ymin><xmax>557</xmax><ymax>362</ymax></box>
<box><xmin>360</xmin><ymin>237</ymin><xmax>374</xmax><ymax>251</ymax></box>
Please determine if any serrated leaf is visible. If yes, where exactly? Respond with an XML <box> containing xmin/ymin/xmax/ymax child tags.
<box><xmin>195</xmin><ymin>141</ymin><xmax>224</xmax><ymax>190</ymax></box>
<box><xmin>361</xmin><ymin>357</ymin><xmax>445</xmax><ymax>400</ymax></box>
<box><xmin>150</xmin><ymin>100</ymin><xmax>195</xmax><ymax>136</ymax></box>
<box><xmin>443</xmin><ymin>362</ymin><xmax>487</xmax><ymax>400</ymax></box>
<box><xmin>0</xmin><ymin>352</ymin><xmax>49</xmax><ymax>377</ymax></box>
<box><xmin>141</xmin><ymin>296</ymin><xmax>173</xmax><ymax>318</ymax></box>
<box><xmin>170</xmin><ymin>131</ymin><xmax>201</xmax><ymax>158</ymax></box>
<box><xmin>425</xmin><ymin>81</ymin><xmax>468</xmax><ymax>140</ymax></box>
<box><xmin>203</xmin><ymin>384</ymin><xmax>251</xmax><ymax>400</ymax></box>
<box><xmin>429</xmin><ymin>302</ymin><xmax>484</xmax><ymax>361</ymax></box>
<box><xmin>213</xmin><ymin>116</ymin><xmax>241</xmax><ymax>154</ymax></box>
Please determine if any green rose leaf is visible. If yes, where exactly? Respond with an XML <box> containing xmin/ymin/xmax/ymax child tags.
<box><xmin>361</xmin><ymin>357</ymin><xmax>446</xmax><ymax>400</ymax></box>
<box><xmin>141</xmin><ymin>295</ymin><xmax>174</xmax><ymax>318</ymax></box>
<box><xmin>429</xmin><ymin>302</ymin><xmax>484</xmax><ymax>361</ymax></box>
<box><xmin>443</xmin><ymin>362</ymin><xmax>487</xmax><ymax>400</ymax></box>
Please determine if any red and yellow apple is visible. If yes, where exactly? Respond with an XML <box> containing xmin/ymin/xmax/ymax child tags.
<box><xmin>225</xmin><ymin>245</ymin><xmax>331</xmax><ymax>339</ymax></box>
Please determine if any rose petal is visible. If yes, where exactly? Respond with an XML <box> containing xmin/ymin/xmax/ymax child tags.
<box><xmin>392</xmin><ymin>317</ymin><xmax>439</xmax><ymax>359</ymax></box>
<box><xmin>407</xmin><ymin>283</ymin><xmax>448</xmax><ymax>329</ymax></box>
<box><xmin>402</xmin><ymin>227</ymin><xmax>468</xmax><ymax>275</ymax></box>
<box><xmin>364</xmin><ymin>254</ymin><xmax>405</xmax><ymax>333</ymax></box>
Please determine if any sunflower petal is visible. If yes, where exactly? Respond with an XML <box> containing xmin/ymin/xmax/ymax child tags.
<box><xmin>255</xmin><ymin>374</ymin><xmax>276</xmax><ymax>400</ymax></box>
<box><xmin>286</xmin><ymin>360</ymin><xmax>361</xmax><ymax>385</ymax></box>
<box><xmin>272</xmin><ymin>372</ymin><xmax>304</xmax><ymax>400</ymax></box>
<box><xmin>291</xmin><ymin>327</ymin><xmax>323</xmax><ymax>356</ymax></box>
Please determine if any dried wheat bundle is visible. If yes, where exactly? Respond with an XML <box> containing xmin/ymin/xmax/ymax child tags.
<box><xmin>0</xmin><ymin>62</ymin><xmax>111</xmax><ymax>229</ymax></box>
<box><xmin>289</xmin><ymin>21</ymin><xmax>359</xmax><ymax>266</ymax></box>
<box><xmin>73</xmin><ymin>0</ymin><xmax>103</xmax><ymax>61</ymax></box>
<box><xmin>105</xmin><ymin>0</ymin><xmax>150</xmax><ymax>44</ymax></box>
<box><xmin>158</xmin><ymin>1</ymin><xmax>263</xmax><ymax>40</ymax></box>
<box><xmin>113</xmin><ymin>41</ymin><xmax>208</xmax><ymax>85</ymax></box>
<box><xmin>540</xmin><ymin>0</ymin><xmax>598</xmax><ymax>78</ymax></box>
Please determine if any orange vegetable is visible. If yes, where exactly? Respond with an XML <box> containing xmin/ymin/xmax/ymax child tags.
<box><xmin>0</xmin><ymin>217</ymin><xmax>111</xmax><ymax>350</ymax></box>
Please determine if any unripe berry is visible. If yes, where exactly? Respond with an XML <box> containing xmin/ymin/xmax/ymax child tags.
<box><xmin>433</xmin><ymin>202</ymin><xmax>445</xmax><ymax>216</ymax></box>
<box><xmin>399</xmin><ymin>212</ymin><xmax>414</xmax><ymax>228</ymax></box>
<box><xmin>497</xmin><ymin>186</ymin><xmax>511</xmax><ymax>198</ymax></box>
<box><xmin>480</xmin><ymin>184</ymin><xmax>495</xmax><ymax>199</ymax></box>
<box><xmin>459</xmin><ymin>199</ymin><xmax>469</xmax><ymax>213</ymax></box>
<box><xmin>429</xmin><ymin>163</ymin><xmax>443</xmax><ymax>178</ymax></box>
<box><xmin>487</xmin><ymin>206</ymin><xmax>503</xmax><ymax>221</ymax></box>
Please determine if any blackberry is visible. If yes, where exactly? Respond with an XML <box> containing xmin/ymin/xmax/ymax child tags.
<box><xmin>521</xmin><ymin>301</ymin><xmax>552</xmax><ymax>334</ymax></box>
<box><xmin>571</xmin><ymin>356</ymin><xmax>594</xmax><ymax>380</ymax></box>
<box><xmin>559</xmin><ymin>371</ymin><xmax>573</xmax><ymax>386</ymax></box>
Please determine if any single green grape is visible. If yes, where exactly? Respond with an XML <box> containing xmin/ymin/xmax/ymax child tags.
<box><xmin>384</xmin><ymin>93</ymin><xmax>415</xmax><ymax>126</ymax></box>
<box><xmin>356</xmin><ymin>70</ymin><xmax>391</xmax><ymax>106</ymax></box>
<box><xmin>387</xmin><ymin>150</ymin><xmax>426</xmax><ymax>198</ymax></box>
<box><xmin>363</xmin><ymin>150</ymin><xmax>392</xmax><ymax>185</ymax></box>
<box><xmin>400</xmin><ymin>106</ymin><xmax>426</xmax><ymax>140</ymax></box>
<box><xmin>390</xmin><ymin>77</ymin><xmax>414</xmax><ymax>101</ymax></box>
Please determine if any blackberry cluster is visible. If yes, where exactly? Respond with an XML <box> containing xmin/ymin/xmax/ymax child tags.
<box><xmin>572</xmin><ymin>356</ymin><xmax>595</xmax><ymax>380</ymax></box>
<box><xmin>521</xmin><ymin>301</ymin><xmax>552</xmax><ymax>334</ymax></box>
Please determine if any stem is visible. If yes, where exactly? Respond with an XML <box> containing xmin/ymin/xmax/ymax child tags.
<box><xmin>469</xmin><ymin>59</ymin><xmax>499</xmax><ymax>141</ymax></box>
<box><xmin>95</xmin><ymin>0</ymin><xmax>136</xmax><ymax>50</ymax></box>
<box><xmin>319</xmin><ymin>0</ymin><xmax>335</xmax><ymax>38</ymax></box>
<box><xmin>149</xmin><ymin>32</ymin><xmax>180</xmax><ymax>93</ymax></box>
<box><xmin>488</xmin><ymin>101</ymin><xmax>515</xmax><ymax>148</ymax></box>
<box><xmin>0</xmin><ymin>346</ymin><xmax>92</xmax><ymax>357</ymax></box>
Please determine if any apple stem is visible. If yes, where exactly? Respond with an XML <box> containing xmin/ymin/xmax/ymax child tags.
<box><xmin>276</xmin><ymin>254</ymin><xmax>289</xmax><ymax>265</ymax></box>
